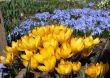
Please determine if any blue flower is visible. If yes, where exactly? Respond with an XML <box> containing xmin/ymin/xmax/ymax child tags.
<box><xmin>88</xmin><ymin>2</ymin><xmax>95</xmax><ymax>7</ymax></box>
<box><xmin>35</xmin><ymin>12</ymin><xmax>50</xmax><ymax>21</ymax></box>
<box><xmin>7</xmin><ymin>8</ymin><xmax>110</xmax><ymax>45</ymax></box>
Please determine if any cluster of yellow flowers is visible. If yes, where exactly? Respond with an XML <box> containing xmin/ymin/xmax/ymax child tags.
<box><xmin>1</xmin><ymin>25</ymin><xmax>107</xmax><ymax>76</ymax></box>
<box><xmin>86</xmin><ymin>62</ymin><xmax>109</xmax><ymax>78</ymax></box>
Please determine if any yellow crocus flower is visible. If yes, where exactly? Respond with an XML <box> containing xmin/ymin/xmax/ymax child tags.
<box><xmin>35</xmin><ymin>46</ymin><xmax>55</xmax><ymax>63</ymax></box>
<box><xmin>42</xmin><ymin>38</ymin><xmax>58</xmax><ymax>49</ymax></box>
<box><xmin>35</xmin><ymin>26</ymin><xmax>50</xmax><ymax>37</ymax></box>
<box><xmin>22</xmin><ymin>54</ymin><xmax>38</xmax><ymax>69</ymax></box>
<box><xmin>6</xmin><ymin>41</ymin><xmax>19</xmax><ymax>54</ymax></box>
<box><xmin>18</xmin><ymin>35</ymin><xmax>40</xmax><ymax>51</ymax></box>
<box><xmin>71</xmin><ymin>37</ymin><xmax>84</xmax><ymax>52</ymax></box>
<box><xmin>85</xmin><ymin>64</ymin><xmax>98</xmax><ymax>78</ymax></box>
<box><xmin>72</xmin><ymin>61</ymin><xmax>81</xmax><ymax>72</ymax></box>
<box><xmin>40</xmin><ymin>46</ymin><xmax>54</xmax><ymax>57</ymax></box>
<box><xmin>4</xmin><ymin>53</ymin><xmax>13</xmax><ymax>64</ymax></box>
<box><xmin>34</xmin><ymin>53</ymin><xmax>45</xmax><ymax>63</ymax></box>
<box><xmin>56</xmin><ymin>59</ymin><xmax>72</xmax><ymax>75</ymax></box>
<box><xmin>96</xmin><ymin>62</ymin><xmax>109</xmax><ymax>75</ymax></box>
<box><xmin>37</xmin><ymin>56</ymin><xmax>56</xmax><ymax>72</ymax></box>
<box><xmin>54</xmin><ymin>30</ymin><xmax>65</xmax><ymax>43</ymax></box>
<box><xmin>19</xmin><ymin>36</ymin><xmax>32</xmax><ymax>50</ymax></box>
<box><xmin>85</xmin><ymin>62</ymin><xmax>108</xmax><ymax>78</ymax></box>
<box><xmin>18</xmin><ymin>36</ymin><xmax>29</xmax><ymax>51</ymax></box>
<box><xmin>65</xmin><ymin>28</ymin><xmax>73</xmax><ymax>40</ymax></box>
<box><xmin>21</xmin><ymin>50</ymin><xmax>33</xmax><ymax>60</ymax></box>
<box><xmin>93</xmin><ymin>38</ymin><xmax>100</xmax><ymax>45</ymax></box>
<box><xmin>35</xmin><ymin>36</ymin><xmax>41</xmax><ymax>48</ymax></box>
<box><xmin>59</xmin><ymin>42</ymin><xmax>73</xmax><ymax>59</ymax></box>
<box><xmin>84</xmin><ymin>36</ymin><xmax>94</xmax><ymax>48</ymax></box>
<box><xmin>6</xmin><ymin>46</ymin><xmax>13</xmax><ymax>52</ymax></box>
<box><xmin>52</xmin><ymin>25</ymin><xmax>73</xmax><ymax>43</ymax></box>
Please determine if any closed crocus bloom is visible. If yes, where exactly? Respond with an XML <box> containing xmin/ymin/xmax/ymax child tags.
<box><xmin>56</xmin><ymin>60</ymin><xmax>72</xmax><ymax>75</ymax></box>
<box><xmin>93</xmin><ymin>38</ymin><xmax>100</xmax><ymax>45</ymax></box>
<box><xmin>85</xmin><ymin>62</ymin><xmax>105</xmax><ymax>78</ymax></box>
<box><xmin>60</xmin><ymin>42</ymin><xmax>73</xmax><ymax>59</ymax></box>
<box><xmin>38</xmin><ymin>56</ymin><xmax>56</xmax><ymax>72</ymax></box>
<box><xmin>72</xmin><ymin>61</ymin><xmax>81</xmax><ymax>72</ymax></box>
<box><xmin>85</xmin><ymin>64</ymin><xmax>98</xmax><ymax>78</ymax></box>
<box><xmin>21</xmin><ymin>50</ymin><xmax>33</xmax><ymax>60</ymax></box>
<box><xmin>71</xmin><ymin>37</ymin><xmax>84</xmax><ymax>52</ymax></box>
<box><xmin>84</xmin><ymin>36</ymin><xmax>93</xmax><ymax>48</ymax></box>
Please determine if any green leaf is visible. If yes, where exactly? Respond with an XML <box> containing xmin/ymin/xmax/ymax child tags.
<box><xmin>25</xmin><ymin>60</ymin><xmax>31</xmax><ymax>78</ymax></box>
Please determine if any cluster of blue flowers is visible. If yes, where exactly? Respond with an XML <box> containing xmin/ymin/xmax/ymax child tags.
<box><xmin>7</xmin><ymin>8</ymin><xmax>110</xmax><ymax>45</ymax></box>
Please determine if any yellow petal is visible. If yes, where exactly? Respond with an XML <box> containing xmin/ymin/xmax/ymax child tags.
<box><xmin>71</xmin><ymin>38</ymin><xmax>84</xmax><ymax>52</ymax></box>
<box><xmin>30</xmin><ymin>56</ymin><xmax>38</xmax><ymax>69</ymax></box>
<box><xmin>38</xmin><ymin>56</ymin><xmax>56</xmax><ymax>72</ymax></box>
<box><xmin>72</xmin><ymin>62</ymin><xmax>81</xmax><ymax>72</ymax></box>
<box><xmin>0</xmin><ymin>56</ymin><xmax>5</xmax><ymax>63</ymax></box>
<box><xmin>93</xmin><ymin>38</ymin><xmax>100</xmax><ymax>45</ymax></box>
<box><xmin>34</xmin><ymin>53</ymin><xmax>45</xmax><ymax>63</ymax></box>
<box><xmin>22</xmin><ymin>60</ymin><xmax>28</xmax><ymax>67</ymax></box>
<box><xmin>56</xmin><ymin>60</ymin><xmax>72</xmax><ymax>75</ymax></box>
<box><xmin>60</xmin><ymin>42</ymin><xmax>73</xmax><ymax>59</ymax></box>
<box><xmin>21</xmin><ymin>54</ymin><xmax>29</xmax><ymax>60</ymax></box>
<box><xmin>25</xmin><ymin>50</ymin><xmax>33</xmax><ymax>58</ymax></box>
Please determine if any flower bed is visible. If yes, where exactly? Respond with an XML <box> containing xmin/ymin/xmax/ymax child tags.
<box><xmin>0</xmin><ymin>24</ymin><xmax>109</xmax><ymax>78</ymax></box>
<box><xmin>7</xmin><ymin>8</ymin><xmax>110</xmax><ymax>45</ymax></box>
